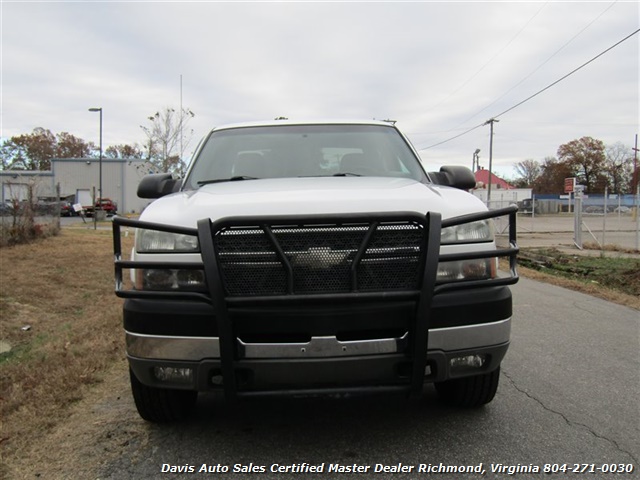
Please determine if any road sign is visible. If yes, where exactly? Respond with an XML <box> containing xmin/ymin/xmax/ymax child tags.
<box><xmin>564</xmin><ymin>177</ymin><xmax>576</xmax><ymax>193</ymax></box>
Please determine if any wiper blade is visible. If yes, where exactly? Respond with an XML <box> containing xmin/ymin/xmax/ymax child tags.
<box><xmin>198</xmin><ymin>176</ymin><xmax>259</xmax><ymax>186</ymax></box>
<box><xmin>332</xmin><ymin>172</ymin><xmax>362</xmax><ymax>177</ymax></box>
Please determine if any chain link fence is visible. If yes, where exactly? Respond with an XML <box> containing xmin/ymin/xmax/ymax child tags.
<box><xmin>0</xmin><ymin>183</ymin><xmax>61</xmax><ymax>247</ymax></box>
<box><xmin>492</xmin><ymin>191</ymin><xmax>640</xmax><ymax>252</ymax></box>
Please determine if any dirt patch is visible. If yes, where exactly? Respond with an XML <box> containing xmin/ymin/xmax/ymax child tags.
<box><xmin>2</xmin><ymin>359</ymin><xmax>151</xmax><ymax>479</ymax></box>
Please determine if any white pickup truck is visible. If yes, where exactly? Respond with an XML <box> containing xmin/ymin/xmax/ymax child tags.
<box><xmin>113</xmin><ymin>120</ymin><xmax>518</xmax><ymax>422</ymax></box>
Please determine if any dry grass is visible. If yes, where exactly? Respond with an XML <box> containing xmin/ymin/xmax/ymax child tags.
<box><xmin>582</xmin><ymin>241</ymin><xmax>639</xmax><ymax>254</ymax></box>
<box><xmin>0</xmin><ymin>228</ymin><xmax>133</xmax><ymax>471</ymax></box>
<box><xmin>515</xmin><ymin>247</ymin><xmax>640</xmax><ymax>306</ymax></box>
<box><xmin>510</xmin><ymin>263</ymin><xmax>640</xmax><ymax>311</ymax></box>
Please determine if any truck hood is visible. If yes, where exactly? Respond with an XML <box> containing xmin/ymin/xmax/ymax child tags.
<box><xmin>140</xmin><ymin>177</ymin><xmax>487</xmax><ymax>228</ymax></box>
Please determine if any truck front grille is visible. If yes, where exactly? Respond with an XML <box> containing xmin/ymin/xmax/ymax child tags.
<box><xmin>214</xmin><ymin>222</ymin><xmax>425</xmax><ymax>296</ymax></box>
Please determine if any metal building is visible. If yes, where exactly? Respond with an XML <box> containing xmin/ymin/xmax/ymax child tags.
<box><xmin>51</xmin><ymin>158</ymin><xmax>154</xmax><ymax>214</ymax></box>
<box><xmin>1</xmin><ymin>158</ymin><xmax>156</xmax><ymax>214</ymax></box>
<box><xmin>0</xmin><ymin>170</ymin><xmax>55</xmax><ymax>202</ymax></box>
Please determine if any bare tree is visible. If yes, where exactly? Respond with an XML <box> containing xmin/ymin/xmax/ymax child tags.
<box><xmin>4</xmin><ymin>177</ymin><xmax>38</xmax><ymax>239</ymax></box>
<box><xmin>513</xmin><ymin>159</ymin><xmax>541</xmax><ymax>187</ymax></box>
<box><xmin>605</xmin><ymin>142</ymin><xmax>633</xmax><ymax>194</ymax></box>
<box><xmin>105</xmin><ymin>143</ymin><xmax>144</xmax><ymax>159</ymax></box>
<box><xmin>140</xmin><ymin>107</ymin><xmax>195</xmax><ymax>176</ymax></box>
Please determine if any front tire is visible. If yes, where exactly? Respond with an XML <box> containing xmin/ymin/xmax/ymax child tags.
<box><xmin>129</xmin><ymin>369</ymin><xmax>198</xmax><ymax>422</ymax></box>
<box><xmin>435</xmin><ymin>367</ymin><xmax>500</xmax><ymax>407</ymax></box>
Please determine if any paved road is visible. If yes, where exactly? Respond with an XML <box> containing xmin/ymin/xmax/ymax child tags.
<box><xmin>91</xmin><ymin>278</ymin><xmax>638</xmax><ymax>480</ymax></box>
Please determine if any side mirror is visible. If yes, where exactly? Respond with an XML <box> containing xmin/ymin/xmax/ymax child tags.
<box><xmin>137</xmin><ymin>173</ymin><xmax>181</xmax><ymax>199</ymax></box>
<box><xmin>428</xmin><ymin>166</ymin><xmax>476</xmax><ymax>190</ymax></box>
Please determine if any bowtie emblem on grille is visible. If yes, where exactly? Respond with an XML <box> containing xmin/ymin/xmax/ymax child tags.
<box><xmin>291</xmin><ymin>247</ymin><xmax>350</xmax><ymax>270</ymax></box>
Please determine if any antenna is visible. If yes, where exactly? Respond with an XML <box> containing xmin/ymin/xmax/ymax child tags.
<box><xmin>180</xmin><ymin>74</ymin><xmax>183</xmax><ymax>165</ymax></box>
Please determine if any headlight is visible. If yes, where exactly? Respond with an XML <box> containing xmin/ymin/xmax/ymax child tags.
<box><xmin>441</xmin><ymin>219</ymin><xmax>494</xmax><ymax>244</ymax></box>
<box><xmin>136</xmin><ymin>229</ymin><xmax>199</xmax><ymax>253</ymax></box>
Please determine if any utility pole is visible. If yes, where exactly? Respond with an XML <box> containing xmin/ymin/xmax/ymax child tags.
<box><xmin>632</xmin><ymin>134</ymin><xmax>638</xmax><ymax>193</ymax></box>
<box><xmin>484</xmin><ymin>118</ymin><xmax>499</xmax><ymax>207</ymax></box>
<box><xmin>88</xmin><ymin>107</ymin><xmax>103</xmax><ymax>224</ymax></box>
<box><xmin>180</xmin><ymin>74</ymin><xmax>183</xmax><ymax>168</ymax></box>
<box><xmin>633</xmin><ymin>135</ymin><xmax>639</xmax><ymax>237</ymax></box>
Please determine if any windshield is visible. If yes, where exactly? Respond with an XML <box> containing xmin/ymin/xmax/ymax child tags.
<box><xmin>184</xmin><ymin>124</ymin><xmax>427</xmax><ymax>189</ymax></box>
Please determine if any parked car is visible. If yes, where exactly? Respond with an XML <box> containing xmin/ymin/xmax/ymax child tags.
<box><xmin>34</xmin><ymin>197</ymin><xmax>61</xmax><ymax>216</ymax></box>
<box><xmin>85</xmin><ymin>198</ymin><xmax>117</xmax><ymax>217</ymax></box>
<box><xmin>584</xmin><ymin>206</ymin><xmax>604</xmax><ymax>214</ymax></box>
<box><xmin>113</xmin><ymin>119</ymin><xmax>519</xmax><ymax>422</ymax></box>
<box><xmin>614</xmin><ymin>206</ymin><xmax>631</xmax><ymax>214</ymax></box>
<box><xmin>0</xmin><ymin>200</ymin><xmax>15</xmax><ymax>216</ymax></box>
<box><xmin>60</xmin><ymin>201</ymin><xmax>75</xmax><ymax>217</ymax></box>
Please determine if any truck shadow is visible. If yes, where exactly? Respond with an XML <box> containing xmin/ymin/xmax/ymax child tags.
<box><xmin>141</xmin><ymin>386</ymin><xmax>498</xmax><ymax>469</ymax></box>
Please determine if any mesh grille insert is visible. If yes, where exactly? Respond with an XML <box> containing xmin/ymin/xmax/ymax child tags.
<box><xmin>214</xmin><ymin>221</ymin><xmax>425</xmax><ymax>297</ymax></box>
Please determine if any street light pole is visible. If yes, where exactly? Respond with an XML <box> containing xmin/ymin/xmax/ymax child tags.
<box><xmin>472</xmin><ymin>148</ymin><xmax>480</xmax><ymax>172</ymax></box>
<box><xmin>89</xmin><ymin>107</ymin><xmax>103</xmax><ymax>221</ymax></box>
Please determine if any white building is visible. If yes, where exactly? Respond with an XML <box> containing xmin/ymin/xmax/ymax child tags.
<box><xmin>0</xmin><ymin>170</ymin><xmax>55</xmax><ymax>202</ymax></box>
<box><xmin>52</xmin><ymin>158</ymin><xmax>155</xmax><ymax>214</ymax></box>
<box><xmin>471</xmin><ymin>188</ymin><xmax>533</xmax><ymax>209</ymax></box>
<box><xmin>1</xmin><ymin>158</ymin><xmax>156</xmax><ymax>214</ymax></box>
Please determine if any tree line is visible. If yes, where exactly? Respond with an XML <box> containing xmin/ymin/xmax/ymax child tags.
<box><xmin>511</xmin><ymin>137</ymin><xmax>636</xmax><ymax>195</ymax></box>
<box><xmin>0</xmin><ymin>107</ymin><xmax>195</xmax><ymax>176</ymax></box>
<box><xmin>2</xmin><ymin>117</ymin><xmax>636</xmax><ymax>195</ymax></box>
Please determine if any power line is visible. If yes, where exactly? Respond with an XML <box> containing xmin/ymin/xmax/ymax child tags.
<box><xmin>493</xmin><ymin>27</ymin><xmax>639</xmax><ymax>120</ymax></box>
<box><xmin>418</xmin><ymin>122</ymin><xmax>486</xmax><ymax>150</ymax></box>
<box><xmin>456</xmin><ymin>0</ymin><xmax>619</xmax><ymax>127</ymax></box>
<box><xmin>421</xmin><ymin>2</ymin><xmax>548</xmax><ymax>116</ymax></box>
<box><xmin>419</xmin><ymin>28</ymin><xmax>640</xmax><ymax>151</ymax></box>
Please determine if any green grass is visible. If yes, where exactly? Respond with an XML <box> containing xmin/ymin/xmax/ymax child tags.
<box><xmin>518</xmin><ymin>248</ymin><xmax>640</xmax><ymax>297</ymax></box>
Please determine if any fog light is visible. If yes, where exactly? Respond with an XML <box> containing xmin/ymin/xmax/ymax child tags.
<box><xmin>176</xmin><ymin>269</ymin><xmax>206</xmax><ymax>289</ymax></box>
<box><xmin>153</xmin><ymin>366</ymin><xmax>193</xmax><ymax>384</ymax></box>
<box><xmin>437</xmin><ymin>259</ymin><xmax>494</xmax><ymax>282</ymax></box>
<box><xmin>461</xmin><ymin>259</ymin><xmax>488</xmax><ymax>278</ymax></box>
<box><xmin>143</xmin><ymin>269</ymin><xmax>175</xmax><ymax>289</ymax></box>
<box><xmin>135</xmin><ymin>269</ymin><xmax>206</xmax><ymax>291</ymax></box>
<box><xmin>450</xmin><ymin>354</ymin><xmax>486</xmax><ymax>371</ymax></box>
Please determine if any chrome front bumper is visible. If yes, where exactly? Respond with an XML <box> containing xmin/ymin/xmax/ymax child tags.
<box><xmin>126</xmin><ymin>318</ymin><xmax>511</xmax><ymax>361</ymax></box>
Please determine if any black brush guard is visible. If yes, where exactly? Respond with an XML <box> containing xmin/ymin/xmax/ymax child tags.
<box><xmin>113</xmin><ymin>206</ymin><xmax>519</xmax><ymax>400</ymax></box>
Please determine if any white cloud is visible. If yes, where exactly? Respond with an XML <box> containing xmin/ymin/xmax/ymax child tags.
<box><xmin>1</xmin><ymin>1</ymin><xmax>638</xmax><ymax>174</ymax></box>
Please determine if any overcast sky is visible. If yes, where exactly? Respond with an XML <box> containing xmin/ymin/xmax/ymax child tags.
<box><xmin>1</xmin><ymin>1</ymin><xmax>638</xmax><ymax>178</ymax></box>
